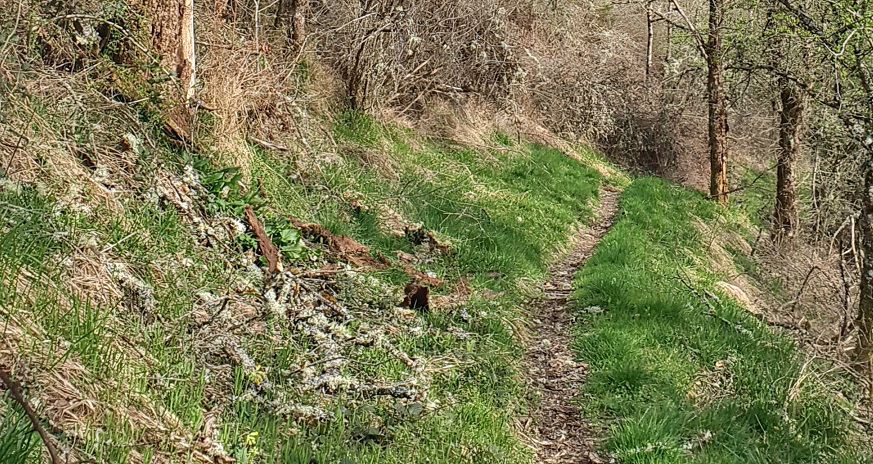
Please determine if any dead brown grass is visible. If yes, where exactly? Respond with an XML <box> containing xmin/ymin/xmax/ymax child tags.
<box><xmin>0</xmin><ymin>294</ymin><xmax>204</xmax><ymax>463</ymax></box>
<box><xmin>694</xmin><ymin>216</ymin><xmax>860</xmax><ymax>366</ymax></box>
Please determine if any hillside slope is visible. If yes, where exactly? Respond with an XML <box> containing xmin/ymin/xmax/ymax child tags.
<box><xmin>5</xmin><ymin>96</ymin><xmax>870</xmax><ymax>463</ymax></box>
<box><xmin>0</xmin><ymin>92</ymin><xmax>616</xmax><ymax>462</ymax></box>
<box><xmin>2</xmin><ymin>2</ymin><xmax>873</xmax><ymax>463</ymax></box>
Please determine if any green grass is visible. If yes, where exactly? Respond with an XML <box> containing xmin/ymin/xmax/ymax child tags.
<box><xmin>260</xmin><ymin>111</ymin><xmax>602</xmax><ymax>283</ymax></box>
<box><xmin>0</xmin><ymin>400</ymin><xmax>37</xmax><ymax>464</ymax></box>
<box><xmin>571</xmin><ymin>177</ymin><xmax>867</xmax><ymax>463</ymax></box>
<box><xmin>207</xmin><ymin>112</ymin><xmax>606</xmax><ymax>463</ymax></box>
<box><xmin>0</xmin><ymin>104</ymin><xmax>609</xmax><ymax>463</ymax></box>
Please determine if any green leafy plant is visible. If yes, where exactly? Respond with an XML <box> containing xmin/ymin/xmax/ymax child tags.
<box><xmin>236</xmin><ymin>216</ymin><xmax>306</xmax><ymax>265</ymax></box>
<box><xmin>265</xmin><ymin>218</ymin><xmax>305</xmax><ymax>260</ymax></box>
<box><xmin>186</xmin><ymin>156</ymin><xmax>268</xmax><ymax>215</ymax></box>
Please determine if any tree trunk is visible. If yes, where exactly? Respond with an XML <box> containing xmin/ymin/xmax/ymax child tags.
<box><xmin>275</xmin><ymin>0</ymin><xmax>286</xmax><ymax>27</ymax></box>
<box><xmin>706</xmin><ymin>0</ymin><xmax>729</xmax><ymax>205</ymax></box>
<box><xmin>774</xmin><ymin>79</ymin><xmax>802</xmax><ymax>241</ymax></box>
<box><xmin>290</xmin><ymin>0</ymin><xmax>307</xmax><ymax>46</ymax></box>
<box><xmin>856</xmin><ymin>158</ymin><xmax>873</xmax><ymax>379</ymax></box>
<box><xmin>139</xmin><ymin>0</ymin><xmax>196</xmax><ymax>103</ymax></box>
<box><xmin>645</xmin><ymin>1</ymin><xmax>654</xmax><ymax>81</ymax></box>
<box><xmin>665</xmin><ymin>0</ymin><xmax>672</xmax><ymax>65</ymax></box>
<box><xmin>180</xmin><ymin>0</ymin><xmax>196</xmax><ymax>102</ymax></box>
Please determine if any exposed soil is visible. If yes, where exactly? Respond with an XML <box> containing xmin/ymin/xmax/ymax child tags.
<box><xmin>523</xmin><ymin>187</ymin><xmax>621</xmax><ymax>464</ymax></box>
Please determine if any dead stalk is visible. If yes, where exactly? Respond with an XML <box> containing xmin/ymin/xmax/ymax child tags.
<box><xmin>0</xmin><ymin>369</ymin><xmax>62</xmax><ymax>464</ymax></box>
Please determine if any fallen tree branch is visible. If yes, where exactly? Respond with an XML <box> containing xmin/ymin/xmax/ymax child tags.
<box><xmin>709</xmin><ymin>163</ymin><xmax>776</xmax><ymax>198</ymax></box>
<box><xmin>247</xmin><ymin>135</ymin><xmax>293</xmax><ymax>152</ymax></box>
<box><xmin>245</xmin><ymin>205</ymin><xmax>280</xmax><ymax>277</ymax></box>
<box><xmin>199</xmin><ymin>297</ymin><xmax>232</xmax><ymax>328</ymax></box>
<box><xmin>676</xmin><ymin>273</ymin><xmax>806</xmax><ymax>333</ymax></box>
<box><xmin>787</xmin><ymin>266</ymin><xmax>819</xmax><ymax>314</ymax></box>
<box><xmin>0</xmin><ymin>369</ymin><xmax>62</xmax><ymax>464</ymax></box>
<box><xmin>297</xmin><ymin>279</ymin><xmax>351</xmax><ymax>320</ymax></box>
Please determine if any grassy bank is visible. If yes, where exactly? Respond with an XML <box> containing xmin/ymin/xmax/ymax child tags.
<box><xmin>571</xmin><ymin>177</ymin><xmax>868</xmax><ymax>463</ymax></box>
<box><xmin>1</xmin><ymin>102</ymin><xmax>608</xmax><ymax>463</ymax></box>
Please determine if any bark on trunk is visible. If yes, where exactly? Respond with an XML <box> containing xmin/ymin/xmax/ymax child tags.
<box><xmin>856</xmin><ymin>158</ymin><xmax>873</xmax><ymax>377</ymax></box>
<box><xmin>706</xmin><ymin>0</ymin><xmax>729</xmax><ymax>205</ymax></box>
<box><xmin>291</xmin><ymin>0</ymin><xmax>307</xmax><ymax>46</ymax></box>
<box><xmin>774</xmin><ymin>79</ymin><xmax>802</xmax><ymax>241</ymax></box>
<box><xmin>142</xmin><ymin>0</ymin><xmax>185</xmax><ymax>62</ymax></box>
<box><xmin>139</xmin><ymin>0</ymin><xmax>196</xmax><ymax>103</ymax></box>
<box><xmin>180</xmin><ymin>0</ymin><xmax>196</xmax><ymax>102</ymax></box>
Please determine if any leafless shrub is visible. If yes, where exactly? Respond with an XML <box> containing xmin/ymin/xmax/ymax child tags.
<box><xmin>806</xmin><ymin>111</ymin><xmax>867</xmax><ymax>239</ymax></box>
<box><xmin>199</xmin><ymin>0</ymin><xmax>702</xmax><ymax>181</ymax></box>
<box><xmin>14</xmin><ymin>1</ymin><xmax>143</xmax><ymax>73</ymax></box>
<box><xmin>518</xmin><ymin>3</ymin><xmax>695</xmax><ymax>178</ymax></box>
<box><xmin>602</xmin><ymin>92</ymin><xmax>691</xmax><ymax>175</ymax></box>
<box><xmin>309</xmin><ymin>0</ymin><xmax>521</xmax><ymax>112</ymax></box>
<box><xmin>753</xmin><ymin>240</ymin><xmax>859</xmax><ymax>354</ymax></box>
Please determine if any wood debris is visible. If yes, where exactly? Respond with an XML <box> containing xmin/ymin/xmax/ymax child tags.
<box><xmin>290</xmin><ymin>217</ymin><xmax>384</xmax><ymax>268</ymax></box>
<box><xmin>245</xmin><ymin>205</ymin><xmax>280</xmax><ymax>275</ymax></box>
<box><xmin>402</xmin><ymin>283</ymin><xmax>430</xmax><ymax>311</ymax></box>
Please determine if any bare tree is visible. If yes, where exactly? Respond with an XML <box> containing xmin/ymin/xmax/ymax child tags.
<box><xmin>645</xmin><ymin>0</ymin><xmax>654</xmax><ymax>81</ymax></box>
<box><xmin>664</xmin><ymin>0</ymin><xmax>673</xmax><ymax>65</ymax></box>
<box><xmin>859</xmin><ymin>164</ymin><xmax>873</xmax><ymax>373</ymax></box>
<box><xmin>316</xmin><ymin>0</ymin><xmax>519</xmax><ymax>112</ymax></box>
<box><xmin>652</xmin><ymin>0</ymin><xmax>729</xmax><ymax>204</ymax></box>
<box><xmin>706</xmin><ymin>0</ymin><xmax>729</xmax><ymax>204</ymax></box>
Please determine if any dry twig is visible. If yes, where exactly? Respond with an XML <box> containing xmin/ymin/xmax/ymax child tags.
<box><xmin>0</xmin><ymin>369</ymin><xmax>62</xmax><ymax>464</ymax></box>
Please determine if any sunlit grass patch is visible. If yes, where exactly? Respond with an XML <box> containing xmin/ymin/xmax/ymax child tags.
<box><xmin>572</xmin><ymin>177</ymin><xmax>867</xmax><ymax>463</ymax></box>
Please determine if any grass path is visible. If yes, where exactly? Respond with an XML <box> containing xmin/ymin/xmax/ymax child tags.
<box><xmin>570</xmin><ymin>178</ymin><xmax>868</xmax><ymax>463</ymax></box>
<box><xmin>524</xmin><ymin>187</ymin><xmax>621</xmax><ymax>464</ymax></box>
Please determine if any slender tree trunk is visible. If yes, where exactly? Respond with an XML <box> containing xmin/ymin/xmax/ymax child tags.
<box><xmin>275</xmin><ymin>0</ymin><xmax>286</xmax><ymax>27</ymax></box>
<box><xmin>180</xmin><ymin>0</ymin><xmax>196</xmax><ymax>102</ymax></box>
<box><xmin>665</xmin><ymin>0</ymin><xmax>673</xmax><ymax>65</ymax></box>
<box><xmin>774</xmin><ymin>79</ymin><xmax>802</xmax><ymax>241</ymax></box>
<box><xmin>706</xmin><ymin>0</ymin><xmax>729</xmax><ymax>204</ymax></box>
<box><xmin>645</xmin><ymin>0</ymin><xmax>654</xmax><ymax>81</ymax></box>
<box><xmin>290</xmin><ymin>0</ymin><xmax>306</xmax><ymax>46</ymax></box>
<box><xmin>856</xmin><ymin>158</ymin><xmax>873</xmax><ymax>380</ymax></box>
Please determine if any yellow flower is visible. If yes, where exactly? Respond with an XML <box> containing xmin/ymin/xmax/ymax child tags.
<box><xmin>249</xmin><ymin>365</ymin><xmax>266</xmax><ymax>386</ymax></box>
<box><xmin>245</xmin><ymin>431</ymin><xmax>259</xmax><ymax>447</ymax></box>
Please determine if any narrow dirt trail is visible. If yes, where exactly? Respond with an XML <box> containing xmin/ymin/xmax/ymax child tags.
<box><xmin>523</xmin><ymin>187</ymin><xmax>621</xmax><ymax>464</ymax></box>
